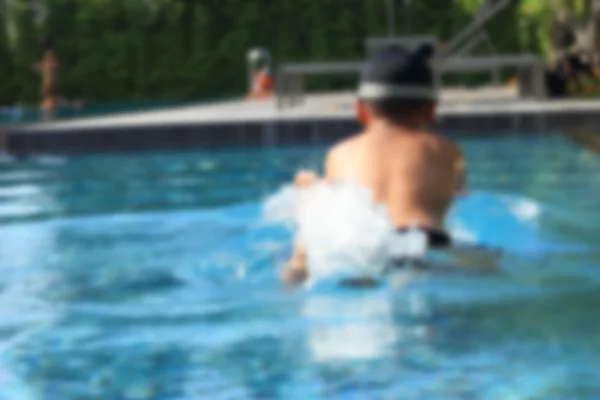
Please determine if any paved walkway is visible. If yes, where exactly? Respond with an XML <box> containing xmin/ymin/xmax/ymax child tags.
<box><xmin>13</xmin><ymin>86</ymin><xmax>528</xmax><ymax>133</ymax></box>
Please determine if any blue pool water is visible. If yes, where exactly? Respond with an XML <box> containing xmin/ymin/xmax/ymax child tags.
<box><xmin>0</xmin><ymin>133</ymin><xmax>599</xmax><ymax>399</ymax></box>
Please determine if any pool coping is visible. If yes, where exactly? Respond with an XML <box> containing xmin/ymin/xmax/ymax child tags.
<box><xmin>2</xmin><ymin>94</ymin><xmax>600</xmax><ymax>156</ymax></box>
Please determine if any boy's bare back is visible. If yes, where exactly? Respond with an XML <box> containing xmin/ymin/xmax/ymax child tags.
<box><xmin>281</xmin><ymin>43</ymin><xmax>472</xmax><ymax>285</ymax></box>
<box><xmin>325</xmin><ymin>124</ymin><xmax>464</xmax><ymax>230</ymax></box>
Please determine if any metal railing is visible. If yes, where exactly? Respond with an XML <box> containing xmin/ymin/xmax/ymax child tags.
<box><xmin>276</xmin><ymin>53</ymin><xmax>547</xmax><ymax>109</ymax></box>
<box><xmin>276</xmin><ymin>62</ymin><xmax>363</xmax><ymax>109</ymax></box>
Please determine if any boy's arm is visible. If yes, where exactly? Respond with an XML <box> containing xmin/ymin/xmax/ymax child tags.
<box><xmin>281</xmin><ymin>150</ymin><xmax>337</xmax><ymax>285</ymax></box>
<box><xmin>280</xmin><ymin>241</ymin><xmax>308</xmax><ymax>284</ymax></box>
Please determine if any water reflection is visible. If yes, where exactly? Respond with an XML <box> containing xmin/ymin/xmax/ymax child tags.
<box><xmin>0</xmin><ymin>159</ymin><xmax>61</xmax><ymax>222</ymax></box>
<box><xmin>0</xmin><ymin>221</ymin><xmax>62</xmax><ymax>399</ymax></box>
<box><xmin>0</xmin><ymin>222</ymin><xmax>62</xmax><ymax>349</ymax></box>
<box><xmin>302</xmin><ymin>291</ymin><xmax>398</xmax><ymax>362</ymax></box>
<box><xmin>0</xmin><ymin>139</ymin><xmax>597</xmax><ymax>398</ymax></box>
<box><xmin>301</xmin><ymin>288</ymin><xmax>433</xmax><ymax>364</ymax></box>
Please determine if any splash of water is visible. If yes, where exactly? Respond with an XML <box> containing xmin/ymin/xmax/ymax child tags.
<box><xmin>262</xmin><ymin>180</ymin><xmax>566</xmax><ymax>284</ymax></box>
<box><xmin>264</xmin><ymin>181</ymin><xmax>432</xmax><ymax>283</ymax></box>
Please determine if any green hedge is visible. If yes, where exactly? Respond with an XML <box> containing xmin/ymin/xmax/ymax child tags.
<box><xmin>0</xmin><ymin>0</ymin><xmax>541</xmax><ymax>106</ymax></box>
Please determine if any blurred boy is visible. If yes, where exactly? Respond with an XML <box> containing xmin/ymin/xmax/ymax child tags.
<box><xmin>282</xmin><ymin>45</ymin><xmax>467</xmax><ymax>284</ymax></box>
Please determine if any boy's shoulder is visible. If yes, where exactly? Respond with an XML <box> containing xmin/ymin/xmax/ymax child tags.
<box><xmin>327</xmin><ymin>132</ymin><xmax>363</xmax><ymax>158</ymax></box>
<box><xmin>324</xmin><ymin>132</ymin><xmax>363</xmax><ymax>177</ymax></box>
<box><xmin>426</xmin><ymin>131</ymin><xmax>463</xmax><ymax>158</ymax></box>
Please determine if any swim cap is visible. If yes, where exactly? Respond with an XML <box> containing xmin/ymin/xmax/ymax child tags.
<box><xmin>358</xmin><ymin>44</ymin><xmax>437</xmax><ymax>101</ymax></box>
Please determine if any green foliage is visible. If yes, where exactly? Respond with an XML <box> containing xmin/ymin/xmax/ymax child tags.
<box><xmin>11</xmin><ymin>0</ymin><xmax>41</xmax><ymax>104</ymax></box>
<box><xmin>0</xmin><ymin>4</ymin><xmax>16</xmax><ymax>104</ymax></box>
<box><xmin>0</xmin><ymin>0</ymin><xmax>551</xmax><ymax>106</ymax></box>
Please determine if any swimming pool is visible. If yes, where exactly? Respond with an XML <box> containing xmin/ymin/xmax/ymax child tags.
<box><xmin>0</xmin><ymin>133</ymin><xmax>599</xmax><ymax>399</ymax></box>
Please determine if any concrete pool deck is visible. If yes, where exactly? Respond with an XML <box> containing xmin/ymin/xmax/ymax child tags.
<box><xmin>1</xmin><ymin>86</ymin><xmax>600</xmax><ymax>155</ymax></box>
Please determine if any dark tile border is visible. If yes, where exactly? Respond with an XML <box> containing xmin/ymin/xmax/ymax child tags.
<box><xmin>3</xmin><ymin>109</ymin><xmax>600</xmax><ymax>157</ymax></box>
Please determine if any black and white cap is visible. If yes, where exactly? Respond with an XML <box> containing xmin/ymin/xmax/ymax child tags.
<box><xmin>358</xmin><ymin>44</ymin><xmax>438</xmax><ymax>101</ymax></box>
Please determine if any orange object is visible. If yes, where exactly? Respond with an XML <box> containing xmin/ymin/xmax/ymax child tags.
<box><xmin>247</xmin><ymin>69</ymin><xmax>274</xmax><ymax>100</ymax></box>
<box><xmin>257</xmin><ymin>71</ymin><xmax>273</xmax><ymax>91</ymax></box>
